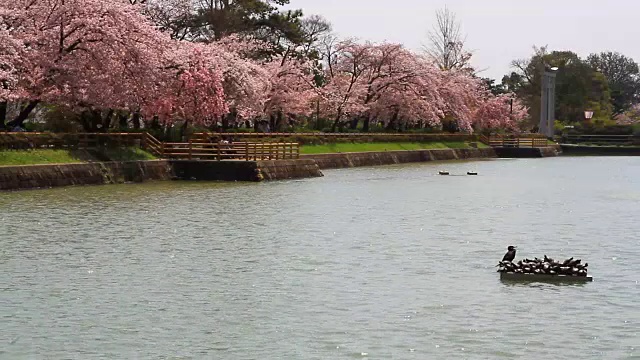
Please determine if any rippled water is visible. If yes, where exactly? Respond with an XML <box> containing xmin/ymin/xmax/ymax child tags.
<box><xmin>1</xmin><ymin>157</ymin><xmax>639</xmax><ymax>359</ymax></box>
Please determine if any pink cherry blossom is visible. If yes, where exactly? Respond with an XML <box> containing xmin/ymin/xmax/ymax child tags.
<box><xmin>1</xmin><ymin>0</ymin><xmax>528</xmax><ymax>131</ymax></box>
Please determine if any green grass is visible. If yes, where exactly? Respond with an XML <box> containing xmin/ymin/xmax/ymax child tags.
<box><xmin>0</xmin><ymin>149</ymin><xmax>84</xmax><ymax>165</ymax></box>
<box><xmin>300</xmin><ymin>141</ymin><xmax>487</xmax><ymax>154</ymax></box>
<box><xmin>101</xmin><ymin>147</ymin><xmax>156</xmax><ymax>161</ymax></box>
<box><xmin>0</xmin><ymin>147</ymin><xmax>156</xmax><ymax>166</ymax></box>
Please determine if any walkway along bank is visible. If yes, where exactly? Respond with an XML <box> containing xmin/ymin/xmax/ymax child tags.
<box><xmin>0</xmin><ymin>132</ymin><xmax>559</xmax><ymax>191</ymax></box>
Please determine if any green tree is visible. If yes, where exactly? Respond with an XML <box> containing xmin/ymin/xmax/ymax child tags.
<box><xmin>482</xmin><ymin>78</ymin><xmax>507</xmax><ymax>96</ymax></box>
<box><xmin>587</xmin><ymin>52</ymin><xmax>640</xmax><ymax>114</ymax></box>
<box><xmin>503</xmin><ymin>46</ymin><xmax>612</xmax><ymax>126</ymax></box>
<box><xmin>194</xmin><ymin>0</ymin><xmax>305</xmax><ymax>58</ymax></box>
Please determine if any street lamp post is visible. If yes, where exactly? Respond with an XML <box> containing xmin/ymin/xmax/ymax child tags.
<box><xmin>539</xmin><ymin>66</ymin><xmax>558</xmax><ymax>138</ymax></box>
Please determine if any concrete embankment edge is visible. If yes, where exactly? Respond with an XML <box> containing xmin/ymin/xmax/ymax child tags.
<box><xmin>0</xmin><ymin>147</ymin><xmax>559</xmax><ymax>191</ymax></box>
<box><xmin>0</xmin><ymin>160</ymin><xmax>172</xmax><ymax>191</ymax></box>
<box><xmin>492</xmin><ymin>147</ymin><xmax>560</xmax><ymax>158</ymax></box>
<box><xmin>301</xmin><ymin>148</ymin><xmax>498</xmax><ymax>169</ymax></box>
<box><xmin>560</xmin><ymin>145</ymin><xmax>640</xmax><ymax>156</ymax></box>
<box><xmin>170</xmin><ymin>159</ymin><xmax>323</xmax><ymax>182</ymax></box>
<box><xmin>0</xmin><ymin>159</ymin><xmax>325</xmax><ymax>191</ymax></box>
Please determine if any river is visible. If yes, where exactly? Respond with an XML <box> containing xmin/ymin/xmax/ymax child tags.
<box><xmin>1</xmin><ymin>157</ymin><xmax>639</xmax><ymax>359</ymax></box>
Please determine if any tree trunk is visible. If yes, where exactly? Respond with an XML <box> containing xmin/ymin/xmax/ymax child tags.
<box><xmin>101</xmin><ymin>109</ymin><xmax>114</xmax><ymax>132</ymax></box>
<box><xmin>330</xmin><ymin>112</ymin><xmax>342</xmax><ymax>133</ymax></box>
<box><xmin>269</xmin><ymin>114</ymin><xmax>276</xmax><ymax>132</ymax></box>
<box><xmin>0</xmin><ymin>101</ymin><xmax>7</xmax><ymax>130</ymax></box>
<box><xmin>7</xmin><ymin>100</ymin><xmax>40</xmax><ymax>128</ymax></box>
<box><xmin>362</xmin><ymin>117</ymin><xmax>371</xmax><ymax>132</ymax></box>
<box><xmin>79</xmin><ymin>111</ymin><xmax>92</xmax><ymax>132</ymax></box>
<box><xmin>222</xmin><ymin>114</ymin><xmax>230</xmax><ymax>130</ymax></box>
<box><xmin>150</xmin><ymin>115</ymin><xmax>161</xmax><ymax>130</ymax></box>
<box><xmin>180</xmin><ymin>120</ymin><xmax>189</xmax><ymax>140</ymax></box>
<box><xmin>315</xmin><ymin>100</ymin><xmax>321</xmax><ymax>130</ymax></box>
<box><xmin>132</xmin><ymin>112</ymin><xmax>141</xmax><ymax>129</ymax></box>
<box><xmin>386</xmin><ymin>111</ymin><xmax>399</xmax><ymax>131</ymax></box>
<box><xmin>275</xmin><ymin>111</ymin><xmax>285</xmax><ymax>131</ymax></box>
<box><xmin>349</xmin><ymin>118</ymin><xmax>359</xmax><ymax>130</ymax></box>
<box><xmin>118</xmin><ymin>113</ymin><xmax>129</xmax><ymax>129</ymax></box>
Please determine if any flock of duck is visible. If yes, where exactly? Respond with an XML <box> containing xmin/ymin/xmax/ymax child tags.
<box><xmin>497</xmin><ymin>246</ymin><xmax>590</xmax><ymax>277</ymax></box>
<box><xmin>439</xmin><ymin>171</ymin><xmax>477</xmax><ymax>176</ymax></box>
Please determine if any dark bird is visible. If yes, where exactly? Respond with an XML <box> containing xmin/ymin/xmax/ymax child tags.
<box><xmin>502</xmin><ymin>246</ymin><xmax>517</xmax><ymax>262</ymax></box>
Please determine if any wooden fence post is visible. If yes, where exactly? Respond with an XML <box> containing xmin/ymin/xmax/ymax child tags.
<box><xmin>189</xmin><ymin>140</ymin><xmax>193</xmax><ymax>160</ymax></box>
<box><xmin>245</xmin><ymin>142</ymin><xmax>249</xmax><ymax>161</ymax></box>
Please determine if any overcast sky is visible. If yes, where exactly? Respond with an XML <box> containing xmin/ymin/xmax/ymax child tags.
<box><xmin>286</xmin><ymin>0</ymin><xmax>640</xmax><ymax>81</ymax></box>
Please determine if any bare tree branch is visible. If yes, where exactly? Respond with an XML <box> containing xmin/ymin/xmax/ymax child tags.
<box><xmin>422</xmin><ymin>6</ymin><xmax>472</xmax><ymax>71</ymax></box>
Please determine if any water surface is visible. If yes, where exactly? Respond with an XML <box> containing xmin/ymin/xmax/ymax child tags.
<box><xmin>1</xmin><ymin>157</ymin><xmax>639</xmax><ymax>359</ymax></box>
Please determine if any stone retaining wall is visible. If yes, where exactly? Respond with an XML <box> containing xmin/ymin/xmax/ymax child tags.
<box><xmin>302</xmin><ymin>148</ymin><xmax>497</xmax><ymax>170</ymax></box>
<box><xmin>0</xmin><ymin>160</ymin><xmax>172</xmax><ymax>191</ymax></box>
<box><xmin>492</xmin><ymin>147</ymin><xmax>560</xmax><ymax>158</ymax></box>
<box><xmin>256</xmin><ymin>159</ymin><xmax>324</xmax><ymax>181</ymax></box>
<box><xmin>170</xmin><ymin>159</ymin><xmax>323</xmax><ymax>182</ymax></box>
<box><xmin>560</xmin><ymin>145</ymin><xmax>640</xmax><ymax>156</ymax></box>
<box><xmin>0</xmin><ymin>147</ymin><xmax>556</xmax><ymax>191</ymax></box>
<box><xmin>171</xmin><ymin>160</ymin><xmax>260</xmax><ymax>182</ymax></box>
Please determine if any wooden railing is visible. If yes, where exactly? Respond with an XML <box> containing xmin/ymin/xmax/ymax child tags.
<box><xmin>479</xmin><ymin>135</ymin><xmax>491</xmax><ymax>146</ymax></box>
<box><xmin>560</xmin><ymin>134</ymin><xmax>636</xmax><ymax>146</ymax></box>
<box><xmin>0</xmin><ymin>131</ymin><xmax>300</xmax><ymax>161</ymax></box>
<box><xmin>190</xmin><ymin>132</ymin><xmax>478</xmax><ymax>143</ymax></box>
<box><xmin>0</xmin><ymin>132</ymin><xmax>144</xmax><ymax>150</ymax></box>
<box><xmin>162</xmin><ymin>141</ymin><xmax>300</xmax><ymax>160</ymax></box>
<box><xmin>488</xmin><ymin>135</ymin><xmax>548</xmax><ymax>148</ymax></box>
<box><xmin>141</xmin><ymin>132</ymin><xmax>164</xmax><ymax>157</ymax></box>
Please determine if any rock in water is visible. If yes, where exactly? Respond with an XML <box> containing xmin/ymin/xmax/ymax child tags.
<box><xmin>497</xmin><ymin>254</ymin><xmax>589</xmax><ymax>277</ymax></box>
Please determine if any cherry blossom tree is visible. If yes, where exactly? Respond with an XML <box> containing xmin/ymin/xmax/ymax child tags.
<box><xmin>319</xmin><ymin>41</ymin><xmax>450</xmax><ymax>132</ymax></box>
<box><xmin>0</xmin><ymin>29</ymin><xmax>24</xmax><ymax>101</ymax></box>
<box><xmin>210</xmin><ymin>37</ymin><xmax>271</xmax><ymax>123</ymax></box>
<box><xmin>0</xmin><ymin>0</ymin><xmax>170</xmax><ymax>128</ymax></box>
<box><xmin>261</xmin><ymin>58</ymin><xmax>317</xmax><ymax>130</ymax></box>
<box><xmin>613</xmin><ymin>104</ymin><xmax>640</xmax><ymax>125</ymax></box>
<box><xmin>357</xmin><ymin>44</ymin><xmax>443</xmax><ymax>131</ymax></box>
<box><xmin>146</xmin><ymin>44</ymin><xmax>227</xmax><ymax>129</ymax></box>
<box><xmin>0</xmin><ymin>0</ymin><xmax>528</xmax><ymax>134</ymax></box>
<box><xmin>318</xmin><ymin>39</ymin><xmax>371</xmax><ymax>131</ymax></box>
<box><xmin>473</xmin><ymin>93</ymin><xmax>528</xmax><ymax>132</ymax></box>
<box><xmin>435</xmin><ymin>69</ymin><xmax>486</xmax><ymax>132</ymax></box>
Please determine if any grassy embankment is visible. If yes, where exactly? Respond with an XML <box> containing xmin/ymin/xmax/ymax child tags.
<box><xmin>300</xmin><ymin>141</ymin><xmax>488</xmax><ymax>154</ymax></box>
<box><xmin>0</xmin><ymin>148</ymin><xmax>155</xmax><ymax>166</ymax></box>
<box><xmin>0</xmin><ymin>141</ymin><xmax>483</xmax><ymax>164</ymax></box>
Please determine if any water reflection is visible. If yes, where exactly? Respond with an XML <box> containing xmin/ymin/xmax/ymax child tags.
<box><xmin>500</xmin><ymin>279</ymin><xmax>591</xmax><ymax>289</ymax></box>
